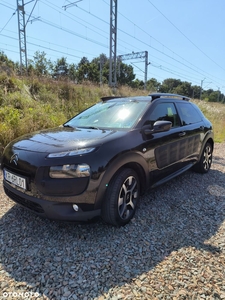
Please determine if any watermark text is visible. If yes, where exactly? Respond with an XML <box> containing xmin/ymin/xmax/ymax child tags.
<box><xmin>2</xmin><ymin>291</ymin><xmax>39</xmax><ymax>298</ymax></box>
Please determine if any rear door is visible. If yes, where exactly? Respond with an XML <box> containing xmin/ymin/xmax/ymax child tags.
<box><xmin>175</xmin><ymin>101</ymin><xmax>204</xmax><ymax>162</ymax></box>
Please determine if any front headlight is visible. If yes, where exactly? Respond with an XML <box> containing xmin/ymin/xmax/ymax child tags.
<box><xmin>47</xmin><ymin>147</ymin><xmax>95</xmax><ymax>158</ymax></box>
<box><xmin>49</xmin><ymin>164</ymin><xmax>91</xmax><ymax>178</ymax></box>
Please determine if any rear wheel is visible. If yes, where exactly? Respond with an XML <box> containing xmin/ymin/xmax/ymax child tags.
<box><xmin>102</xmin><ymin>168</ymin><xmax>140</xmax><ymax>226</ymax></box>
<box><xmin>194</xmin><ymin>142</ymin><xmax>213</xmax><ymax>173</ymax></box>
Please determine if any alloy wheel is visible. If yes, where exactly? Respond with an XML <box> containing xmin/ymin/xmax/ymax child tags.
<box><xmin>202</xmin><ymin>144</ymin><xmax>212</xmax><ymax>171</ymax></box>
<box><xmin>118</xmin><ymin>175</ymin><xmax>138</xmax><ymax>220</ymax></box>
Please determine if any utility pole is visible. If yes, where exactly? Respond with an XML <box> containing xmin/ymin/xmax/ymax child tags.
<box><xmin>144</xmin><ymin>51</ymin><xmax>148</xmax><ymax>90</ymax></box>
<box><xmin>109</xmin><ymin>0</ymin><xmax>117</xmax><ymax>88</ymax></box>
<box><xmin>222</xmin><ymin>86</ymin><xmax>225</xmax><ymax>102</ymax></box>
<box><xmin>200</xmin><ymin>78</ymin><xmax>205</xmax><ymax>100</ymax></box>
<box><xmin>17</xmin><ymin>0</ymin><xmax>27</xmax><ymax>74</ymax></box>
<box><xmin>99</xmin><ymin>55</ymin><xmax>104</xmax><ymax>86</ymax></box>
<box><xmin>17</xmin><ymin>0</ymin><xmax>38</xmax><ymax>74</ymax></box>
<box><xmin>217</xmin><ymin>87</ymin><xmax>220</xmax><ymax>102</ymax></box>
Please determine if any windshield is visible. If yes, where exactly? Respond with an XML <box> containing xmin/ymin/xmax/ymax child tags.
<box><xmin>64</xmin><ymin>100</ymin><xmax>149</xmax><ymax>129</ymax></box>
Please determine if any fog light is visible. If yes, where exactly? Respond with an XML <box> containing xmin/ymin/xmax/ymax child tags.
<box><xmin>72</xmin><ymin>204</ymin><xmax>79</xmax><ymax>212</ymax></box>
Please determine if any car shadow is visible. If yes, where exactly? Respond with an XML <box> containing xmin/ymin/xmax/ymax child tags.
<box><xmin>0</xmin><ymin>168</ymin><xmax>225</xmax><ymax>299</ymax></box>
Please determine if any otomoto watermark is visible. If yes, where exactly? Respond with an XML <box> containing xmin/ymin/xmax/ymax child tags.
<box><xmin>2</xmin><ymin>291</ymin><xmax>39</xmax><ymax>298</ymax></box>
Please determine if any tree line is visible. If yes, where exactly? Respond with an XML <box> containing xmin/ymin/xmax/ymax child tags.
<box><xmin>0</xmin><ymin>50</ymin><xmax>224</xmax><ymax>102</ymax></box>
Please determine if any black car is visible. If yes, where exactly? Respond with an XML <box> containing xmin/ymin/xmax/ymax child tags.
<box><xmin>1</xmin><ymin>93</ymin><xmax>214</xmax><ymax>226</ymax></box>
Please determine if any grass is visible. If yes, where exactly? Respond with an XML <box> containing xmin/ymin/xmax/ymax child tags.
<box><xmin>192</xmin><ymin>99</ymin><xmax>225</xmax><ymax>143</ymax></box>
<box><xmin>0</xmin><ymin>75</ymin><xmax>224</xmax><ymax>156</ymax></box>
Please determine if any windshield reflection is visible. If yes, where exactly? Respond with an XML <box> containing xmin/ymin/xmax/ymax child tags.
<box><xmin>64</xmin><ymin>100</ymin><xmax>148</xmax><ymax>129</ymax></box>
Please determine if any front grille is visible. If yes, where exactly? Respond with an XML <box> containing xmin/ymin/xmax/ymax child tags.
<box><xmin>4</xmin><ymin>187</ymin><xmax>44</xmax><ymax>213</ymax></box>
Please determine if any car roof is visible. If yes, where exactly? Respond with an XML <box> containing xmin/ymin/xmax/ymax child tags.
<box><xmin>101</xmin><ymin>93</ymin><xmax>190</xmax><ymax>102</ymax></box>
<box><xmin>149</xmin><ymin>93</ymin><xmax>190</xmax><ymax>101</ymax></box>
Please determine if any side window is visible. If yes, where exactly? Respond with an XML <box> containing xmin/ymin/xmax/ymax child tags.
<box><xmin>146</xmin><ymin>102</ymin><xmax>180</xmax><ymax>128</ymax></box>
<box><xmin>177</xmin><ymin>102</ymin><xmax>202</xmax><ymax>125</ymax></box>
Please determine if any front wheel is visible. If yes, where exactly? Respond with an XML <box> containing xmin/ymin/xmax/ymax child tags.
<box><xmin>194</xmin><ymin>142</ymin><xmax>213</xmax><ymax>173</ymax></box>
<box><xmin>101</xmin><ymin>168</ymin><xmax>140</xmax><ymax>226</ymax></box>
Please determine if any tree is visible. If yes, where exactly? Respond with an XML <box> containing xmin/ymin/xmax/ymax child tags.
<box><xmin>208</xmin><ymin>91</ymin><xmax>220</xmax><ymax>102</ymax></box>
<box><xmin>0</xmin><ymin>51</ymin><xmax>16</xmax><ymax>75</ymax></box>
<box><xmin>91</xmin><ymin>54</ymin><xmax>109</xmax><ymax>84</ymax></box>
<box><xmin>54</xmin><ymin>57</ymin><xmax>69</xmax><ymax>78</ymax></box>
<box><xmin>31</xmin><ymin>51</ymin><xmax>52</xmax><ymax>76</ymax></box>
<box><xmin>91</xmin><ymin>53</ymin><xmax>108</xmax><ymax>66</ymax></box>
<box><xmin>159</xmin><ymin>78</ymin><xmax>182</xmax><ymax>93</ymax></box>
<box><xmin>146</xmin><ymin>78</ymin><xmax>161</xmax><ymax>92</ymax></box>
<box><xmin>130</xmin><ymin>78</ymin><xmax>144</xmax><ymax>89</ymax></box>
<box><xmin>174</xmin><ymin>81</ymin><xmax>192</xmax><ymax>97</ymax></box>
<box><xmin>192</xmin><ymin>85</ymin><xmax>201</xmax><ymax>99</ymax></box>
<box><xmin>76</xmin><ymin>57</ymin><xmax>90</xmax><ymax>82</ymax></box>
<box><xmin>117</xmin><ymin>63</ymin><xmax>135</xmax><ymax>85</ymax></box>
<box><xmin>87</xmin><ymin>63</ymin><xmax>99</xmax><ymax>83</ymax></box>
<box><xmin>68</xmin><ymin>63</ymin><xmax>77</xmax><ymax>81</ymax></box>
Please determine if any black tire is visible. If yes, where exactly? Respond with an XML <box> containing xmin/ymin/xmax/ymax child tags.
<box><xmin>194</xmin><ymin>142</ymin><xmax>213</xmax><ymax>173</ymax></box>
<box><xmin>101</xmin><ymin>168</ymin><xmax>140</xmax><ymax>226</ymax></box>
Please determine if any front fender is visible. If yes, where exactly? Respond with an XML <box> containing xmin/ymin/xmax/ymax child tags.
<box><xmin>94</xmin><ymin>151</ymin><xmax>149</xmax><ymax>209</ymax></box>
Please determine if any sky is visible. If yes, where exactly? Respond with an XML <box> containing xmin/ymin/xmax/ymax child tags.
<box><xmin>0</xmin><ymin>0</ymin><xmax>225</xmax><ymax>94</ymax></box>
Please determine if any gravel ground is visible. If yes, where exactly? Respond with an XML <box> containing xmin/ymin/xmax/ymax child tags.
<box><xmin>0</xmin><ymin>143</ymin><xmax>225</xmax><ymax>300</ymax></box>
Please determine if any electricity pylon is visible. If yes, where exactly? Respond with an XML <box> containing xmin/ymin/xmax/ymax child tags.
<box><xmin>109</xmin><ymin>0</ymin><xmax>117</xmax><ymax>87</ymax></box>
<box><xmin>17</xmin><ymin>0</ymin><xmax>38</xmax><ymax>74</ymax></box>
<box><xmin>118</xmin><ymin>51</ymin><xmax>149</xmax><ymax>90</ymax></box>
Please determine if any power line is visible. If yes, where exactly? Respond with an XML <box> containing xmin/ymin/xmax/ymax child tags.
<box><xmin>38</xmin><ymin>17</ymin><xmax>108</xmax><ymax>48</ymax></box>
<box><xmin>0</xmin><ymin>10</ymin><xmax>17</xmax><ymax>34</ymax></box>
<box><xmin>77</xmin><ymin>1</ymin><xmax>211</xmax><ymax>80</ymax></box>
<box><xmin>147</xmin><ymin>0</ymin><xmax>225</xmax><ymax>73</ymax></box>
<box><xmin>0</xmin><ymin>31</ymin><xmax>92</xmax><ymax>63</ymax></box>
<box><xmin>114</xmin><ymin>1</ymin><xmax>224</xmax><ymax>85</ymax></box>
<box><xmin>0</xmin><ymin>0</ymin><xmax>224</xmax><ymax>89</ymax></box>
<box><xmin>39</xmin><ymin>0</ymin><xmax>109</xmax><ymax>40</ymax></box>
<box><xmin>101</xmin><ymin>0</ymin><xmax>224</xmax><ymax>86</ymax></box>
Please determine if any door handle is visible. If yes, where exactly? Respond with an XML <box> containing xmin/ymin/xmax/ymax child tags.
<box><xmin>179</xmin><ymin>131</ymin><xmax>186</xmax><ymax>137</ymax></box>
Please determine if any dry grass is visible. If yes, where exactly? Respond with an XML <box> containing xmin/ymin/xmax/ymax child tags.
<box><xmin>0</xmin><ymin>75</ymin><xmax>224</xmax><ymax>156</ymax></box>
<box><xmin>192</xmin><ymin>99</ymin><xmax>225</xmax><ymax>143</ymax></box>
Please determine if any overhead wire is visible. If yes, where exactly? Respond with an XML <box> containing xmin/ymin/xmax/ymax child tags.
<box><xmin>0</xmin><ymin>30</ymin><xmax>96</xmax><ymax>64</ymax></box>
<box><xmin>39</xmin><ymin>0</ymin><xmax>109</xmax><ymax>41</ymax></box>
<box><xmin>0</xmin><ymin>10</ymin><xmax>17</xmax><ymax>34</ymax></box>
<box><xmin>112</xmin><ymin>0</ymin><xmax>224</xmax><ymax>86</ymax></box>
<box><xmin>0</xmin><ymin>0</ymin><xmax>108</xmax><ymax>63</ymax></box>
<box><xmin>147</xmin><ymin>0</ymin><xmax>225</xmax><ymax>73</ymax></box>
<box><xmin>0</xmin><ymin>0</ymin><xmax>224</xmax><ymax>89</ymax></box>
<box><xmin>101</xmin><ymin>0</ymin><xmax>224</xmax><ymax>87</ymax></box>
<box><xmin>24</xmin><ymin>0</ymin><xmax>143</xmax><ymax>64</ymax></box>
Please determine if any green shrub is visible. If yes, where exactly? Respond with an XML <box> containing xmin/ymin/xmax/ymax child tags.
<box><xmin>0</xmin><ymin>76</ymin><xmax>225</xmax><ymax>158</ymax></box>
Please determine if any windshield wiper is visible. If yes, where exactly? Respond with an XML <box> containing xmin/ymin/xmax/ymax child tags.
<box><xmin>63</xmin><ymin>124</ymin><xmax>73</xmax><ymax>128</ymax></box>
<box><xmin>87</xmin><ymin>126</ymin><xmax>99</xmax><ymax>130</ymax></box>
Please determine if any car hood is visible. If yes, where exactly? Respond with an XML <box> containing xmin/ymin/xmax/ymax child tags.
<box><xmin>10</xmin><ymin>127</ymin><xmax>126</xmax><ymax>153</ymax></box>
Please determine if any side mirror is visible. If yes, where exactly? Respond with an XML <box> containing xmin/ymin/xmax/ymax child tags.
<box><xmin>143</xmin><ymin>120</ymin><xmax>172</xmax><ymax>135</ymax></box>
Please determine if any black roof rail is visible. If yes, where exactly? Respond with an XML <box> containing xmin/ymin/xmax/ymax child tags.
<box><xmin>148</xmin><ymin>93</ymin><xmax>190</xmax><ymax>101</ymax></box>
<box><xmin>101</xmin><ymin>96</ymin><xmax>123</xmax><ymax>101</ymax></box>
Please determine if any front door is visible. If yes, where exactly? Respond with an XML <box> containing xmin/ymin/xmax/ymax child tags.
<box><xmin>141</xmin><ymin>101</ymin><xmax>197</xmax><ymax>186</ymax></box>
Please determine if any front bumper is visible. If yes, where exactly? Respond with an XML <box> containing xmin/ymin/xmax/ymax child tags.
<box><xmin>3</xmin><ymin>181</ymin><xmax>101</xmax><ymax>222</ymax></box>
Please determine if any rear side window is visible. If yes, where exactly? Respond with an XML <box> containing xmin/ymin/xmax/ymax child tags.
<box><xmin>176</xmin><ymin>102</ymin><xmax>202</xmax><ymax>125</ymax></box>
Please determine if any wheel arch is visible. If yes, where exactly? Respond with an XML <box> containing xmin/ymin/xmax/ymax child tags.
<box><xmin>193</xmin><ymin>135</ymin><xmax>214</xmax><ymax>173</ymax></box>
<box><xmin>206</xmin><ymin>137</ymin><xmax>214</xmax><ymax>151</ymax></box>
<box><xmin>94</xmin><ymin>152</ymin><xmax>149</xmax><ymax>209</ymax></box>
<box><xmin>112</xmin><ymin>161</ymin><xmax>147</xmax><ymax>194</ymax></box>
<box><xmin>199</xmin><ymin>135</ymin><xmax>214</xmax><ymax>160</ymax></box>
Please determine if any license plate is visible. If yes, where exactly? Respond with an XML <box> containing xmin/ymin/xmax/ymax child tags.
<box><xmin>4</xmin><ymin>169</ymin><xmax>27</xmax><ymax>190</ymax></box>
